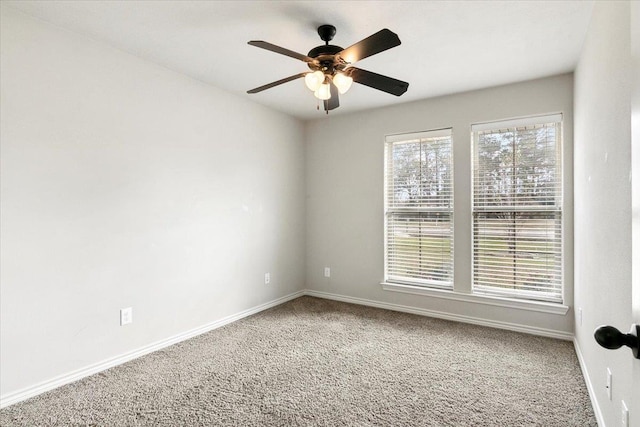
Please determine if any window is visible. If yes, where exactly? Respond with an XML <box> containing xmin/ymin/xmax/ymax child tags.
<box><xmin>472</xmin><ymin>114</ymin><xmax>562</xmax><ymax>302</ymax></box>
<box><xmin>384</xmin><ymin>129</ymin><xmax>453</xmax><ymax>288</ymax></box>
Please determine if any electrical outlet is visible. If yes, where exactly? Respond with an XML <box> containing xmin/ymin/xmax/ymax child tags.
<box><xmin>324</xmin><ymin>267</ymin><xmax>331</xmax><ymax>278</ymax></box>
<box><xmin>606</xmin><ymin>368</ymin><xmax>612</xmax><ymax>400</ymax></box>
<box><xmin>120</xmin><ymin>307</ymin><xmax>133</xmax><ymax>326</ymax></box>
<box><xmin>264</xmin><ymin>273</ymin><xmax>270</xmax><ymax>284</ymax></box>
<box><xmin>621</xmin><ymin>400</ymin><xmax>629</xmax><ymax>427</ymax></box>
<box><xmin>578</xmin><ymin>308</ymin><xmax>582</xmax><ymax>326</ymax></box>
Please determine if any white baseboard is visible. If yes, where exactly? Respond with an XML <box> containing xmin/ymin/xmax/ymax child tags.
<box><xmin>1</xmin><ymin>288</ymin><xmax>576</xmax><ymax>410</ymax></box>
<box><xmin>303</xmin><ymin>289</ymin><xmax>574</xmax><ymax>341</ymax></box>
<box><xmin>0</xmin><ymin>290</ymin><xmax>305</xmax><ymax>409</ymax></box>
<box><xmin>573</xmin><ymin>338</ymin><xmax>605</xmax><ymax>427</ymax></box>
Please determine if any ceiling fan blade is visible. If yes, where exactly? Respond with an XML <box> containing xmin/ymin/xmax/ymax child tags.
<box><xmin>337</xmin><ymin>29</ymin><xmax>401</xmax><ymax>64</ymax></box>
<box><xmin>347</xmin><ymin>67</ymin><xmax>409</xmax><ymax>96</ymax></box>
<box><xmin>248</xmin><ymin>41</ymin><xmax>315</xmax><ymax>63</ymax></box>
<box><xmin>247</xmin><ymin>73</ymin><xmax>307</xmax><ymax>94</ymax></box>
<box><xmin>324</xmin><ymin>82</ymin><xmax>340</xmax><ymax>111</ymax></box>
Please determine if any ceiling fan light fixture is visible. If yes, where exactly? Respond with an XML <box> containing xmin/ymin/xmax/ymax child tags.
<box><xmin>332</xmin><ymin>72</ymin><xmax>353</xmax><ymax>94</ymax></box>
<box><xmin>304</xmin><ymin>70</ymin><xmax>325</xmax><ymax>91</ymax></box>
<box><xmin>314</xmin><ymin>83</ymin><xmax>332</xmax><ymax>100</ymax></box>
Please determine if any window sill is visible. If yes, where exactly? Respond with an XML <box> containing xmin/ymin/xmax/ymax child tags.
<box><xmin>381</xmin><ymin>282</ymin><xmax>569</xmax><ymax>315</ymax></box>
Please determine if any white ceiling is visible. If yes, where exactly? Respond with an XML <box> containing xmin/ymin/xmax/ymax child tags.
<box><xmin>4</xmin><ymin>0</ymin><xmax>594</xmax><ymax>120</ymax></box>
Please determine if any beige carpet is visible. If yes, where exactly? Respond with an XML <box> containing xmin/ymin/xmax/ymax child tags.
<box><xmin>0</xmin><ymin>296</ymin><xmax>596</xmax><ymax>426</ymax></box>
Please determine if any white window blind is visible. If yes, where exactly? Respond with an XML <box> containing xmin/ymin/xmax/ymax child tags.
<box><xmin>384</xmin><ymin>129</ymin><xmax>453</xmax><ymax>288</ymax></box>
<box><xmin>472</xmin><ymin>115</ymin><xmax>562</xmax><ymax>302</ymax></box>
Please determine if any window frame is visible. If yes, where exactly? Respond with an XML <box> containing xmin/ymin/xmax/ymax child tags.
<box><xmin>383</xmin><ymin>128</ymin><xmax>454</xmax><ymax>290</ymax></box>
<box><xmin>471</xmin><ymin>114</ymin><xmax>564</xmax><ymax>303</ymax></box>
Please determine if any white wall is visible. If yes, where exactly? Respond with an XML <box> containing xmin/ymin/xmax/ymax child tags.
<box><xmin>305</xmin><ymin>74</ymin><xmax>574</xmax><ymax>336</ymax></box>
<box><xmin>0</xmin><ymin>6</ymin><xmax>305</xmax><ymax>398</ymax></box>
<box><xmin>632</xmin><ymin>0</ymin><xmax>640</xmax><ymax>420</ymax></box>
<box><xmin>573</xmin><ymin>1</ymin><xmax>634</xmax><ymax>425</ymax></box>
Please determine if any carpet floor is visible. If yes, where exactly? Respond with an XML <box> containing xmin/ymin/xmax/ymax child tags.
<box><xmin>0</xmin><ymin>296</ymin><xmax>596</xmax><ymax>426</ymax></box>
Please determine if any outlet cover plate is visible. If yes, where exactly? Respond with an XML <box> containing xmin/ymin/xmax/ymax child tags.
<box><xmin>265</xmin><ymin>273</ymin><xmax>270</xmax><ymax>284</ymax></box>
<box><xmin>578</xmin><ymin>308</ymin><xmax>582</xmax><ymax>326</ymax></box>
<box><xmin>120</xmin><ymin>307</ymin><xmax>133</xmax><ymax>326</ymax></box>
<box><xmin>324</xmin><ymin>267</ymin><xmax>331</xmax><ymax>278</ymax></box>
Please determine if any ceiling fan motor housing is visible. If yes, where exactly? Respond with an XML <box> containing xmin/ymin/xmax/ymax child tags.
<box><xmin>307</xmin><ymin>44</ymin><xmax>345</xmax><ymax>74</ymax></box>
<box><xmin>307</xmin><ymin>25</ymin><xmax>348</xmax><ymax>75</ymax></box>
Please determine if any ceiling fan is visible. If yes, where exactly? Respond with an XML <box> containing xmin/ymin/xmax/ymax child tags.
<box><xmin>246</xmin><ymin>25</ymin><xmax>409</xmax><ymax>113</ymax></box>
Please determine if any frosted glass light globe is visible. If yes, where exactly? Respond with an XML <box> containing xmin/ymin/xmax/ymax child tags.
<box><xmin>314</xmin><ymin>83</ymin><xmax>331</xmax><ymax>100</ymax></box>
<box><xmin>332</xmin><ymin>72</ymin><xmax>353</xmax><ymax>94</ymax></box>
<box><xmin>304</xmin><ymin>71</ymin><xmax>325</xmax><ymax>91</ymax></box>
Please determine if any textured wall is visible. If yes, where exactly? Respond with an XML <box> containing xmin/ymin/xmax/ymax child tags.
<box><xmin>0</xmin><ymin>6</ymin><xmax>305</xmax><ymax>397</ymax></box>
<box><xmin>633</xmin><ymin>1</ymin><xmax>640</xmax><ymax>421</ymax></box>
<box><xmin>573</xmin><ymin>1</ymin><xmax>634</xmax><ymax>425</ymax></box>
